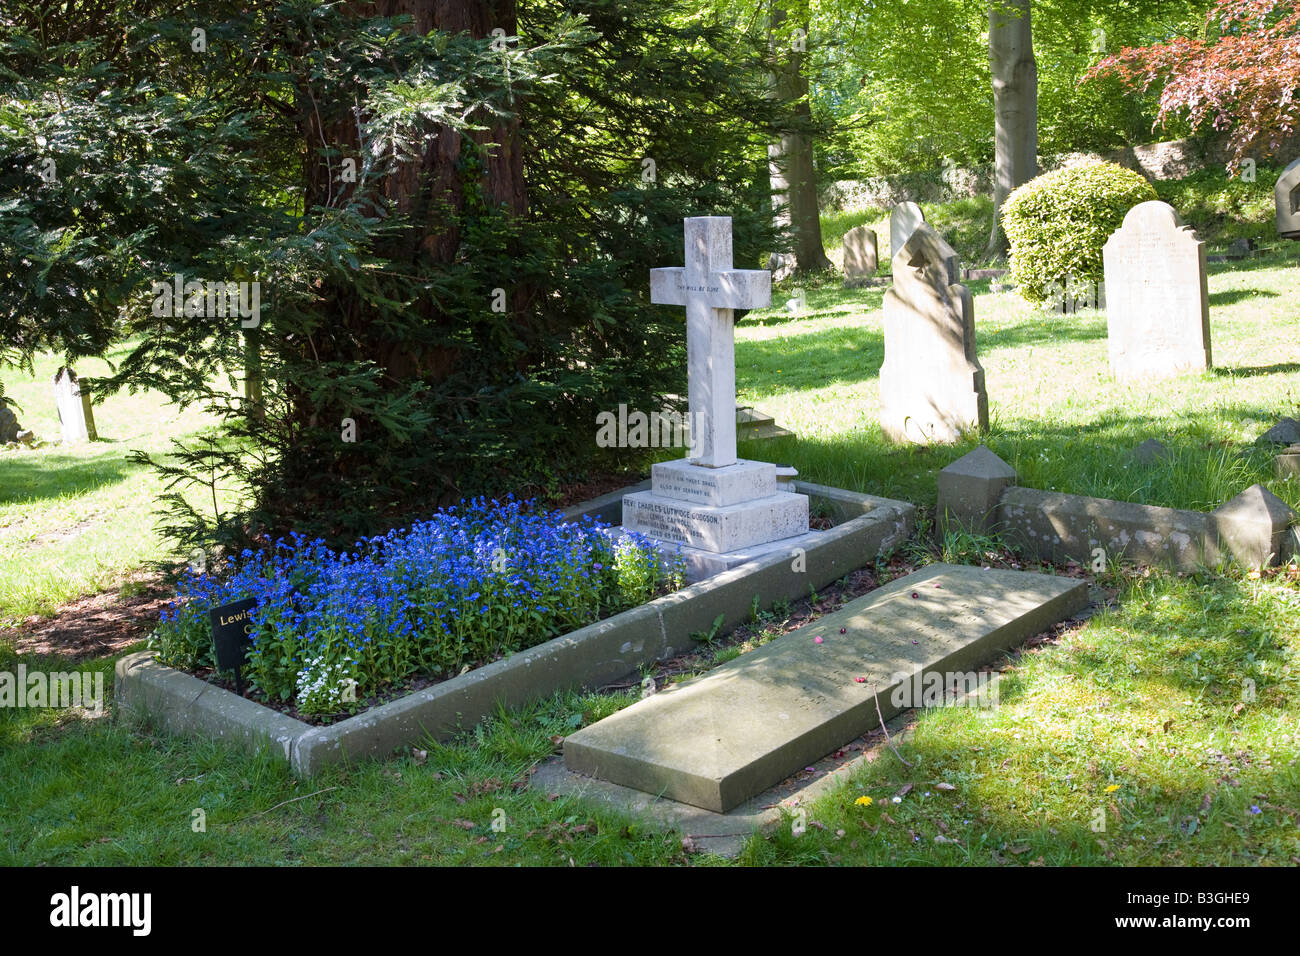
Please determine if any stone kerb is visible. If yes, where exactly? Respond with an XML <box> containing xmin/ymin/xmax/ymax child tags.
<box><xmin>117</xmin><ymin>482</ymin><xmax>915</xmax><ymax>776</ymax></box>
<box><xmin>937</xmin><ymin>446</ymin><xmax>1297</xmax><ymax>571</ymax></box>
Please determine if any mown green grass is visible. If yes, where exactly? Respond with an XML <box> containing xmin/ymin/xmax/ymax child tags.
<box><xmin>738</xmin><ymin>252</ymin><xmax>1300</xmax><ymax>515</ymax></box>
<box><xmin>739</xmin><ymin>568</ymin><xmax>1300</xmax><ymax>867</ymax></box>
<box><xmin>0</xmin><ymin>344</ymin><xmax>231</xmax><ymax>624</ymax></box>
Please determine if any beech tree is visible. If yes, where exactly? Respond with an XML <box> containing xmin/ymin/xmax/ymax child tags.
<box><xmin>986</xmin><ymin>0</ymin><xmax>1038</xmax><ymax>260</ymax></box>
<box><xmin>1088</xmin><ymin>0</ymin><xmax>1300</xmax><ymax>167</ymax></box>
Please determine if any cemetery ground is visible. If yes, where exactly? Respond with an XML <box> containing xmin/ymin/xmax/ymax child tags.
<box><xmin>4</xmin><ymin>217</ymin><xmax>1300</xmax><ymax>868</ymax></box>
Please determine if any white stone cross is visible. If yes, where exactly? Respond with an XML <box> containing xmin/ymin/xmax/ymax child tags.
<box><xmin>650</xmin><ymin>216</ymin><xmax>771</xmax><ymax>468</ymax></box>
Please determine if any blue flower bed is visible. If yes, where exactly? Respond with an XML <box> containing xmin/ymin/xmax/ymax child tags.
<box><xmin>151</xmin><ymin>497</ymin><xmax>683</xmax><ymax>716</ymax></box>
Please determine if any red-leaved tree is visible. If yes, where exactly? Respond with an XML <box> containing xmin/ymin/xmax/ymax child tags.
<box><xmin>1088</xmin><ymin>0</ymin><xmax>1300</xmax><ymax>168</ymax></box>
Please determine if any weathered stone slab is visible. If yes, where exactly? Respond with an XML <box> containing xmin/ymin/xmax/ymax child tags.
<box><xmin>562</xmin><ymin>564</ymin><xmax>1087</xmax><ymax>813</ymax></box>
<box><xmin>621</xmin><ymin>489</ymin><xmax>808</xmax><ymax>554</ymax></box>
<box><xmin>842</xmin><ymin>225</ymin><xmax>878</xmax><ymax>278</ymax></box>
<box><xmin>1276</xmin><ymin>157</ymin><xmax>1300</xmax><ymax>239</ymax></box>
<box><xmin>879</xmin><ymin>223</ymin><xmax>988</xmax><ymax>444</ymax></box>
<box><xmin>1103</xmin><ymin>201</ymin><xmax>1211</xmax><ymax>382</ymax></box>
<box><xmin>998</xmin><ymin>486</ymin><xmax>1220</xmax><ymax>569</ymax></box>
<box><xmin>651</xmin><ymin>458</ymin><xmax>777</xmax><ymax>507</ymax></box>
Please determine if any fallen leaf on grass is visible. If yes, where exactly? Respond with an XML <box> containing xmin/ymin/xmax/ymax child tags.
<box><xmin>935</xmin><ymin>782</ymin><xmax>956</xmax><ymax>791</ymax></box>
<box><xmin>895</xmin><ymin>783</ymin><xmax>913</xmax><ymax>798</ymax></box>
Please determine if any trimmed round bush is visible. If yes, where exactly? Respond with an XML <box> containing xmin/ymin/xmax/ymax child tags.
<box><xmin>1002</xmin><ymin>161</ymin><xmax>1157</xmax><ymax>306</ymax></box>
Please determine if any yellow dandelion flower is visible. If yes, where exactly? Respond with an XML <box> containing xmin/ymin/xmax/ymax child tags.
<box><xmin>855</xmin><ymin>795</ymin><xmax>873</xmax><ymax>806</ymax></box>
<box><xmin>1105</xmin><ymin>784</ymin><xmax>1120</xmax><ymax>793</ymax></box>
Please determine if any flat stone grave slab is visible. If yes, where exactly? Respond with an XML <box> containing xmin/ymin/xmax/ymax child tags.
<box><xmin>563</xmin><ymin>563</ymin><xmax>1087</xmax><ymax>813</ymax></box>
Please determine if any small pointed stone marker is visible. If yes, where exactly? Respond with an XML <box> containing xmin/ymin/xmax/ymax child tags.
<box><xmin>1212</xmin><ymin>484</ymin><xmax>1298</xmax><ymax>568</ymax></box>
<box><xmin>937</xmin><ymin>445</ymin><xmax>1017</xmax><ymax>534</ymax></box>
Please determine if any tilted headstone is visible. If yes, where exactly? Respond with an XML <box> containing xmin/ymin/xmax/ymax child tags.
<box><xmin>1276</xmin><ymin>157</ymin><xmax>1300</xmax><ymax>239</ymax></box>
<box><xmin>53</xmin><ymin>367</ymin><xmax>97</xmax><ymax>443</ymax></box>
<box><xmin>842</xmin><ymin>225</ymin><xmax>878</xmax><ymax>278</ymax></box>
<box><xmin>879</xmin><ymin>222</ymin><xmax>989</xmax><ymax>444</ymax></box>
<box><xmin>1103</xmin><ymin>201</ymin><xmax>1211</xmax><ymax>383</ymax></box>
<box><xmin>889</xmin><ymin>201</ymin><xmax>925</xmax><ymax>261</ymax></box>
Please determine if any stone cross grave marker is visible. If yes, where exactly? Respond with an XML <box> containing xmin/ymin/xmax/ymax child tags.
<box><xmin>1103</xmin><ymin>201</ymin><xmax>1211</xmax><ymax>382</ymax></box>
<box><xmin>650</xmin><ymin>216</ymin><xmax>771</xmax><ymax>469</ymax></box>
<box><xmin>53</xmin><ymin>367</ymin><xmax>97</xmax><ymax>444</ymax></box>
<box><xmin>624</xmin><ymin>216</ymin><xmax>809</xmax><ymax>575</ymax></box>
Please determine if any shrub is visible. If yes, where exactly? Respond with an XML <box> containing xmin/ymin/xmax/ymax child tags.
<box><xmin>1002</xmin><ymin>161</ymin><xmax>1157</xmax><ymax>306</ymax></box>
<box><xmin>151</xmin><ymin>497</ymin><xmax>681</xmax><ymax>714</ymax></box>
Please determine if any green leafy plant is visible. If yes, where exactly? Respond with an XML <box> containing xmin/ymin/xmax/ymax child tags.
<box><xmin>1002</xmin><ymin>161</ymin><xmax>1157</xmax><ymax>306</ymax></box>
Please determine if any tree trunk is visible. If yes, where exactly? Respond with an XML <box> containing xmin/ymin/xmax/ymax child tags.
<box><xmin>304</xmin><ymin>0</ymin><xmax>527</xmax><ymax>383</ymax></box>
<box><xmin>985</xmin><ymin>0</ymin><xmax>1038</xmax><ymax>261</ymax></box>
<box><xmin>768</xmin><ymin>2</ymin><xmax>831</xmax><ymax>277</ymax></box>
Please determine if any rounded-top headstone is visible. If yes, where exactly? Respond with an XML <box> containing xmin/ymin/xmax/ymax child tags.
<box><xmin>889</xmin><ymin>201</ymin><xmax>925</xmax><ymax>261</ymax></box>
<box><xmin>1275</xmin><ymin>156</ymin><xmax>1300</xmax><ymax>239</ymax></box>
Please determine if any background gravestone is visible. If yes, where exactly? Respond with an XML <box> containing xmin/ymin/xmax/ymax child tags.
<box><xmin>879</xmin><ymin>222</ymin><xmax>988</xmax><ymax>444</ymax></box>
<box><xmin>53</xmin><ymin>367</ymin><xmax>97</xmax><ymax>444</ymax></box>
<box><xmin>0</xmin><ymin>405</ymin><xmax>21</xmax><ymax>444</ymax></box>
<box><xmin>1103</xmin><ymin>201</ymin><xmax>1211</xmax><ymax>383</ymax></box>
<box><xmin>1276</xmin><ymin>157</ymin><xmax>1300</xmax><ymax>239</ymax></box>
<box><xmin>889</xmin><ymin>201</ymin><xmax>925</xmax><ymax>262</ymax></box>
<box><xmin>842</xmin><ymin>225</ymin><xmax>878</xmax><ymax>281</ymax></box>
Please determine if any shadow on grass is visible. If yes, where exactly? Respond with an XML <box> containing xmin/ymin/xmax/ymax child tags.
<box><xmin>0</xmin><ymin>455</ymin><xmax>141</xmax><ymax>505</ymax></box>
<box><xmin>1209</xmin><ymin>288</ymin><xmax>1279</xmax><ymax>307</ymax></box>
<box><xmin>1211</xmin><ymin>362</ymin><xmax>1300</xmax><ymax>379</ymax></box>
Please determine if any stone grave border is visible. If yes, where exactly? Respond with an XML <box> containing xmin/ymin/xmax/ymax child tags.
<box><xmin>938</xmin><ymin>446</ymin><xmax>1299</xmax><ymax>571</ymax></box>
<box><xmin>116</xmin><ymin>480</ymin><xmax>915</xmax><ymax>776</ymax></box>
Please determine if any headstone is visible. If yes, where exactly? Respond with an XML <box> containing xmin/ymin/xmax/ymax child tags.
<box><xmin>1226</xmin><ymin>237</ymin><xmax>1255</xmax><ymax>259</ymax></box>
<box><xmin>0</xmin><ymin>405</ymin><xmax>19</xmax><ymax>444</ymax></box>
<box><xmin>563</xmin><ymin>563</ymin><xmax>1087</xmax><ymax>813</ymax></box>
<box><xmin>1257</xmin><ymin>417</ymin><xmax>1300</xmax><ymax>447</ymax></box>
<box><xmin>1103</xmin><ymin>201</ymin><xmax>1211</xmax><ymax>382</ymax></box>
<box><xmin>889</xmin><ymin>201</ymin><xmax>925</xmax><ymax>260</ymax></box>
<box><xmin>879</xmin><ymin>222</ymin><xmax>988</xmax><ymax>444</ymax></box>
<box><xmin>623</xmin><ymin>217</ymin><xmax>809</xmax><ymax>569</ymax></box>
<box><xmin>1276</xmin><ymin>157</ymin><xmax>1300</xmax><ymax>239</ymax></box>
<box><xmin>842</xmin><ymin>225</ymin><xmax>878</xmax><ymax>279</ymax></box>
<box><xmin>1133</xmin><ymin>438</ymin><xmax>1170</xmax><ymax>465</ymax></box>
<box><xmin>52</xmin><ymin>367</ymin><xmax>97</xmax><ymax>443</ymax></box>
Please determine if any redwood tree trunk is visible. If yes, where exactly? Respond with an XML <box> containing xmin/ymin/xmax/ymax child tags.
<box><xmin>768</xmin><ymin>2</ymin><xmax>831</xmax><ymax>277</ymax></box>
<box><xmin>985</xmin><ymin>0</ymin><xmax>1038</xmax><ymax>261</ymax></box>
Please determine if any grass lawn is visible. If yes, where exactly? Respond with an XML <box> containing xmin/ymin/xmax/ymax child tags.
<box><xmin>737</xmin><ymin>251</ymin><xmax>1300</xmax><ymax>516</ymax></box>
<box><xmin>3</xmin><ymin>183</ymin><xmax>1299</xmax><ymax>865</ymax></box>
<box><xmin>0</xmin><ymin>344</ymin><xmax>229</xmax><ymax>625</ymax></box>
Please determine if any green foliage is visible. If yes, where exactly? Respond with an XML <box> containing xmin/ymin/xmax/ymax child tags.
<box><xmin>0</xmin><ymin>1</ymin><xmax>781</xmax><ymax>554</ymax></box>
<box><xmin>1002</xmin><ymin>161</ymin><xmax>1157</xmax><ymax>306</ymax></box>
